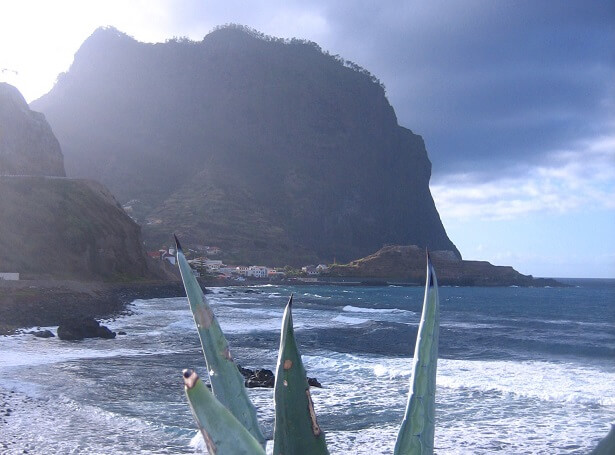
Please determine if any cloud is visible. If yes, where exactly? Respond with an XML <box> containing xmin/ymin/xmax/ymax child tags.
<box><xmin>431</xmin><ymin>134</ymin><xmax>615</xmax><ymax>220</ymax></box>
<box><xmin>312</xmin><ymin>1</ymin><xmax>615</xmax><ymax>178</ymax></box>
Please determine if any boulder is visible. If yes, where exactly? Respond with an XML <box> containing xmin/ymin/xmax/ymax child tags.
<box><xmin>57</xmin><ymin>317</ymin><xmax>116</xmax><ymax>341</ymax></box>
<box><xmin>237</xmin><ymin>365</ymin><xmax>254</xmax><ymax>379</ymax></box>
<box><xmin>245</xmin><ymin>369</ymin><xmax>275</xmax><ymax>388</ymax></box>
<box><xmin>238</xmin><ymin>365</ymin><xmax>322</xmax><ymax>388</ymax></box>
<box><xmin>96</xmin><ymin>325</ymin><xmax>116</xmax><ymax>339</ymax></box>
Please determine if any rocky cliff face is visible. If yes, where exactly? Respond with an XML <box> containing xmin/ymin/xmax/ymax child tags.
<box><xmin>0</xmin><ymin>177</ymin><xmax>156</xmax><ymax>280</ymax></box>
<box><xmin>32</xmin><ymin>25</ymin><xmax>460</xmax><ymax>265</ymax></box>
<box><xmin>0</xmin><ymin>84</ymin><xmax>166</xmax><ymax>281</ymax></box>
<box><xmin>328</xmin><ymin>245</ymin><xmax>563</xmax><ymax>287</ymax></box>
<box><xmin>0</xmin><ymin>83</ymin><xmax>65</xmax><ymax>176</ymax></box>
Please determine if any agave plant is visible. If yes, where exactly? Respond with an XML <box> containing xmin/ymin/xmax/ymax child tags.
<box><xmin>175</xmin><ymin>236</ymin><xmax>439</xmax><ymax>454</ymax></box>
<box><xmin>394</xmin><ymin>253</ymin><xmax>439</xmax><ymax>455</ymax></box>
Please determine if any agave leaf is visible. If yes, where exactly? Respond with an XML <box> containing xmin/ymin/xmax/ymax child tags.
<box><xmin>183</xmin><ymin>369</ymin><xmax>266</xmax><ymax>455</ymax></box>
<box><xmin>590</xmin><ymin>425</ymin><xmax>615</xmax><ymax>455</ymax></box>
<box><xmin>273</xmin><ymin>295</ymin><xmax>329</xmax><ymax>455</ymax></box>
<box><xmin>175</xmin><ymin>235</ymin><xmax>265</xmax><ymax>447</ymax></box>
<box><xmin>394</xmin><ymin>252</ymin><xmax>440</xmax><ymax>455</ymax></box>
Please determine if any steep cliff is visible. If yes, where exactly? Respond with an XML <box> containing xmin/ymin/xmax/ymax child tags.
<box><xmin>0</xmin><ymin>177</ymin><xmax>155</xmax><ymax>280</ymax></box>
<box><xmin>32</xmin><ymin>25</ymin><xmax>460</xmax><ymax>265</ymax></box>
<box><xmin>0</xmin><ymin>83</ymin><xmax>65</xmax><ymax>176</ymax></box>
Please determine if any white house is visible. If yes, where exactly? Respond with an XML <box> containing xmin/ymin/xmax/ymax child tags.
<box><xmin>316</xmin><ymin>264</ymin><xmax>329</xmax><ymax>272</ymax></box>
<box><xmin>189</xmin><ymin>258</ymin><xmax>224</xmax><ymax>271</ymax></box>
<box><xmin>236</xmin><ymin>266</ymin><xmax>250</xmax><ymax>276</ymax></box>
<box><xmin>0</xmin><ymin>272</ymin><xmax>19</xmax><ymax>281</ymax></box>
<box><xmin>247</xmin><ymin>266</ymin><xmax>268</xmax><ymax>278</ymax></box>
<box><xmin>302</xmin><ymin>266</ymin><xmax>319</xmax><ymax>275</ymax></box>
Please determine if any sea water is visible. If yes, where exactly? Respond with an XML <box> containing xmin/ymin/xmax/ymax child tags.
<box><xmin>0</xmin><ymin>280</ymin><xmax>613</xmax><ymax>454</ymax></box>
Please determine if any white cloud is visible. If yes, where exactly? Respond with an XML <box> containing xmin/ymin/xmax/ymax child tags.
<box><xmin>431</xmin><ymin>134</ymin><xmax>615</xmax><ymax>221</ymax></box>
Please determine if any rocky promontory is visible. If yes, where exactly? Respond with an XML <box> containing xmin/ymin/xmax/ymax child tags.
<box><xmin>327</xmin><ymin>245</ymin><xmax>563</xmax><ymax>287</ymax></box>
<box><xmin>32</xmin><ymin>25</ymin><xmax>460</xmax><ymax>266</ymax></box>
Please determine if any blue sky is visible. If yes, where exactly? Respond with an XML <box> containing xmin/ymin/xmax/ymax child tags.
<box><xmin>1</xmin><ymin>1</ymin><xmax>613</xmax><ymax>277</ymax></box>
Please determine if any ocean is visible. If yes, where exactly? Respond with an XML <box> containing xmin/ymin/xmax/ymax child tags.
<box><xmin>0</xmin><ymin>279</ymin><xmax>613</xmax><ymax>454</ymax></box>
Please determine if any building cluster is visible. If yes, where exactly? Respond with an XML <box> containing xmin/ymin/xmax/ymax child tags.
<box><xmin>187</xmin><ymin>258</ymin><xmax>285</xmax><ymax>280</ymax></box>
<box><xmin>301</xmin><ymin>264</ymin><xmax>329</xmax><ymax>275</ymax></box>
<box><xmin>148</xmin><ymin>245</ymin><xmax>330</xmax><ymax>281</ymax></box>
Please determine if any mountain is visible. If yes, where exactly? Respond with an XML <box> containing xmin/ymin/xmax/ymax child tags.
<box><xmin>327</xmin><ymin>245</ymin><xmax>563</xmax><ymax>287</ymax></box>
<box><xmin>0</xmin><ymin>83</ymin><xmax>65</xmax><ymax>176</ymax></box>
<box><xmin>31</xmin><ymin>25</ymin><xmax>460</xmax><ymax>266</ymax></box>
<box><xmin>0</xmin><ymin>84</ymin><xmax>165</xmax><ymax>281</ymax></box>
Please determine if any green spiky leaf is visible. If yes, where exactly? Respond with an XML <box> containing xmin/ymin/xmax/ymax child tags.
<box><xmin>183</xmin><ymin>369</ymin><xmax>266</xmax><ymax>455</ymax></box>
<box><xmin>273</xmin><ymin>295</ymin><xmax>330</xmax><ymax>455</ymax></box>
<box><xmin>394</xmin><ymin>252</ymin><xmax>440</xmax><ymax>455</ymax></box>
<box><xmin>590</xmin><ymin>425</ymin><xmax>615</xmax><ymax>455</ymax></box>
<box><xmin>175</xmin><ymin>235</ymin><xmax>265</xmax><ymax>447</ymax></box>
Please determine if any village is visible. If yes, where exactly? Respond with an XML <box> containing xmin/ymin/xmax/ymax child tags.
<box><xmin>149</xmin><ymin>245</ymin><xmax>330</xmax><ymax>283</ymax></box>
<box><xmin>0</xmin><ymin>245</ymin><xmax>331</xmax><ymax>283</ymax></box>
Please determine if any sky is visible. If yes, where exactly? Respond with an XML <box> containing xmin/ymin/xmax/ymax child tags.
<box><xmin>1</xmin><ymin>0</ymin><xmax>613</xmax><ymax>278</ymax></box>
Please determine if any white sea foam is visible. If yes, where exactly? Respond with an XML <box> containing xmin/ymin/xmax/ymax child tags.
<box><xmin>0</xmin><ymin>387</ymin><xmax>192</xmax><ymax>454</ymax></box>
<box><xmin>0</xmin><ymin>333</ymin><xmax>181</xmax><ymax>369</ymax></box>
<box><xmin>440</xmin><ymin>321</ymin><xmax>504</xmax><ymax>329</ymax></box>
<box><xmin>332</xmin><ymin>315</ymin><xmax>370</xmax><ymax>325</ymax></box>
<box><xmin>301</xmin><ymin>292</ymin><xmax>329</xmax><ymax>299</ymax></box>
<box><xmin>342</xmin><ymin>305</ymin><xmax>414</xmax><ymax>315</ymax></box>
<box><xmin>1</xmin><ymin>290</ymin><xmax>613</xmax><ymax>454</ymax></box>
<box><xmin>437</xmin><ymin>358</ymin><xmax>615</xmax><ymax>407</ymax></box>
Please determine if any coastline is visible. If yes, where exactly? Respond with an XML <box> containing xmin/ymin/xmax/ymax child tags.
<box><xmin>0</xmin><ymin>281</ymin><xmax>611</xmax><ymax>453</ymax></box>
<box><xmin>0</xmin><ymin>273</ymin><xmax>573</xmax><ymax>336</ymax></box>
<box><xmin>0</xmin><ymin>279</ymin><xmax>186</xmax><ymax>335</ymax></box>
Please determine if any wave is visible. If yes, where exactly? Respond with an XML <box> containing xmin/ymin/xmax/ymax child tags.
<box><xmin>342</xmin><ymin>305</ymin><xmax>415</xmax><ymax>315</ymax></box>
<box><xmin>0</xmin><ymin>336</ymin><xmax>183</xmax><ymax>369</ymax></box>
<box><xmin>0</xmin><ymin>386</ymin><xmax>192</xmax><ymax>454</ymax></box>
<box><xmin>302</xmin><ymin>353</ymin><xmax>615</xmax><ymax>408</ymax></box>
<box><xmin>332</xmin><ymin>315</ymin><xmax>370</xmax><ymax>325</ymax></box>
<box><xmin>437</xmin><ymin>358</ymin><xmax>615</xmax><ymax>407</ymax></box>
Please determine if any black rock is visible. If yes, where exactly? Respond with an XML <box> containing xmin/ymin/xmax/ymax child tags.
<box><xmin>243</xmin><ymin>367</ymin><xmax>275</xmax><ymax>388</ymax></box>
<box><xmin>117</xmin><ymin>331</ymin><xmax>127</xmax><ymax>335</ymax></box>
<box><xmin>237</xmin><ymin>365</ymin><xmax>254</xmax><ymax>379</ymax></box>
<box><xmin>31</xmin><ymin>330</ymin><xmax>55</xmax><ymax>338</ymax></box>
<box><xmin>308</xmin><ymin>377</ymin><xmax>322</xmax><ymax>388</ymax></box>
<box><xmin>245</xmin><ymin>376</ymin><xmax>274</xmax><ymax>388</ymax></box>
<box><xmin>57</xmin><ymin>317</ymin><xmax>116</xmax><ymax>341</ymax></box>
<box><xmin>96</xmin><ymin>325</ymin><xmax>116</xmax><ymax>339</ymax></box>
<box><xmin>253</xmin><ymin>368</ymin><xmax>274</xmax><ymax>382</ymax></box>
<box><xmin>237</xmin><ymin>364</ymin><xmax>323</xmax><ymax>388</ymax></box>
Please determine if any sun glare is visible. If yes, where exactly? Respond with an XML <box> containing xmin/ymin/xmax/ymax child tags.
<box><xmin>0</xmin><ymin>0</ymin><xmax>180</xmax><ymax>102</ymax></box>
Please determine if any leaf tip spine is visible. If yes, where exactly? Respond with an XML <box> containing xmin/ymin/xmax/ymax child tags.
<box><xmin>182</xmin><ymin>368</ymin><xmax>198</xmax><ymax>389</ymax></box>
<box><xmin>174</xmin><ymin>234</ymin><xmax>183</xmax><ymax>253</ymax></box>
